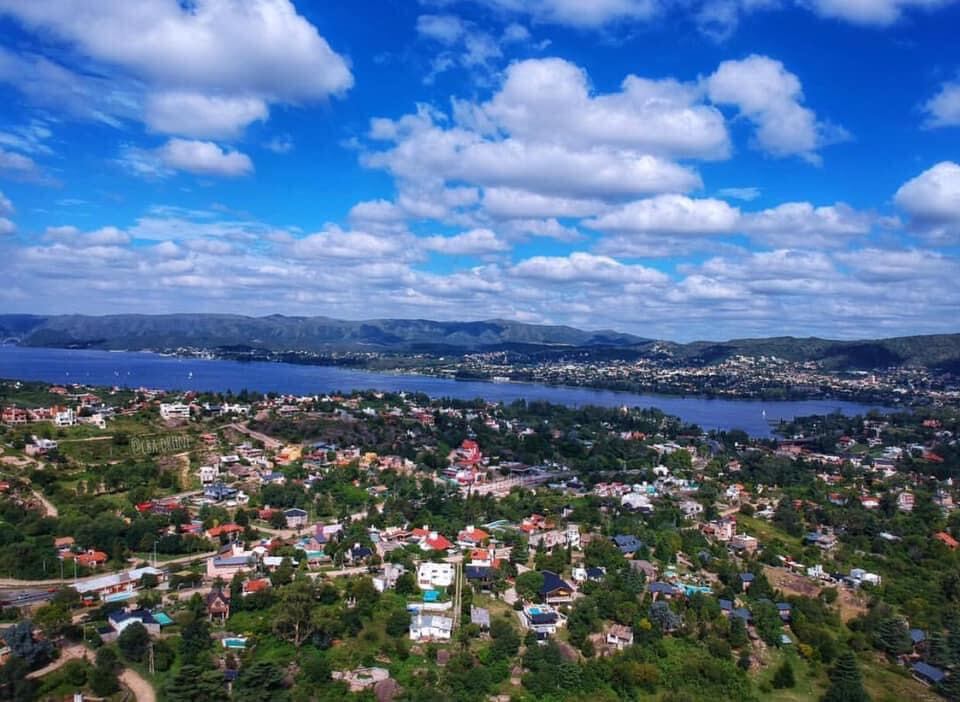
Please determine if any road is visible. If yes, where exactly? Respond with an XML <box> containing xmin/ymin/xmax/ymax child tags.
<box><xmin>224</xmin><ymin>422</ymin><xmax>283</xmax><ymax>450</ymax></box>
<box><xmin>120</xmin><ymin>666</ymin><xmax>156</xmax><ymax>702</ymax></box>
<box><xmin>31</xmin><ymin>488</ymin><xmax>58</xmax><ymax>517</ymax></box>
<box><xmin>0</xmin><ymin>550</ymin><xmax>217</xmax><ymax>589</ymax></box>
<box><xmin>26</xmin><ymin>644</ymin><xmax>90</xmax><ymax>679</ymax></box>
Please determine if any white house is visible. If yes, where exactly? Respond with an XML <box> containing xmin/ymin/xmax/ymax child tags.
<box><xmin>417</xmin><ymin>562</ymin><xmax>455</xmax><ymax>590</ymax></box>
<box><xmin>160</xmin><ymin>403</ymin><xmax>191</xmax><ymax>420</ymax></box>
<box><xmin>409</xmin><ymin>614</ymin><xmax>453</xmax><ymax>641</ymax></box>
<box><xmin>605</xmin><ymin>624</ymin><xmax>634</xmax><ymax>650</ymax></box>
<box><xmin>54</xmin><ymin>409</ymin><xmax>76</xmax><ymax>427</ymax></box>
<box><xmin>680</xmin><ymin>500</ymin><xmax>704</xmax><ymax>518</ymax></box>
<box><xmin>199</xmin><ymin>465</ymin><xmax>219</xmax><ymax>484</ymax></box>
<box><xmin>621</xmin><ymin>492</ymin><xmax>652</xmax><ymax>512</ymax></box>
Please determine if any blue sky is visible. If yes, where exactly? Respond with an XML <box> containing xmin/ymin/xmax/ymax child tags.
<box><xmin>0</xmin><ymin>0</ymin><xmax>958</xmax><ymax>341</ymax></box>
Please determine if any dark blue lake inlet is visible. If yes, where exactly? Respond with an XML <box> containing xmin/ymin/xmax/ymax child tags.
<box><xmin>0</xmin><ymin>346</ymin><xmax>893</xmax><ymax>437</ymax></box>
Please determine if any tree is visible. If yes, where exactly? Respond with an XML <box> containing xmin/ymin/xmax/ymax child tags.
<box><xmin>772</xmin><ymin>659</ymin><xmax>796</xmax><ymax>689</ymax></box>
<box><xmin>729</xmin><ymin>615</ymin><xmax>749</xmax><ymax>648</ymax></box>
<box><xmin>118</xmin><ymin>622</ymin><xmax>151</xmax><ymax>662</ymax></box>
<box><xmin>165</xmin><ymin>664</ymin><xmax>226</xmax><ymax>702</ymax></box>
<box><xmin>235</xmin><ymin>661</ymin><xmax>289</xmax><ymax>702</ymax></box>
<box><xmin>179</xmin><ymin>614</ymin><xmax>212</xmax><ymax>663</ymax></box>
<box><xmin>0</xmin><ymin>657</ymin><xmax>37</xmax><ymax>702</ymax></box>
<box><xmin>33</xmin><ymin>603</ymin><xmax>71</xmax><ymax>639</ymax></box>
<box><xmin>395</xmin><ymin>571</ymin><xmax>416</xmax><ymax>596</ymax></box>
<box><xmin>649</xmin><ymin>601</ymin><xmax>682</xmax><ymax>633</ymax></box>
<box><xmin>875</xmin><ymin>617</ymin><xmax>912</xmax><ymax>656</ymax></box>
<box><xmin>271</xmin><ymin>557</ymin><xmax>295</xmax><ymax>587</ymax></box>
<box><xmin>515</xmin><ymin>571</ymin><xmax>545</xmax><ymax>602</ymax></box>
<box><xmin>822</xmin><ymin>651</ymin><xmax>871</xmax><ymax>702</ymax></box>
<box><xmin>386</xmin><ymin>609</ymin><xmax>410</xmax><ymax>638</ymax></box>
<box><xmin>3</xmin><ymin>620</ymin><xmax>52</xmax><ymax>669</ymax></box>
<box><xmin>273</xmin><ymin>578</ymin><xmax>317</xmax><ymax>648</ymax></box>
<box><xmin>490</xmin><ymin>618</ymin><xmax>520</xmax><ymax>661</ymax></box>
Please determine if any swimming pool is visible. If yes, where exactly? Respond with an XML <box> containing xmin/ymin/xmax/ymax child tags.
<box><xmin>222</xmin><ymin>637</ymin><xmax>248</xmax><ymax>649</ymax></box>
<box><xmin>153</xmin><ymin>612</ymin><xmax>174</xmax><ymax>626</ymax></box>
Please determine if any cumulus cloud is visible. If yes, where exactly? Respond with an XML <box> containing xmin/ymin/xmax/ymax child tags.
<box><xmin>417</xmin><ymin>14</ymin><xmax>466</xmax><ymax>44</ymax></box>
<box><xmin>474</xmin><ymin>0</ymin><xmax>659</xmax><ymax>27</ymax></box>
<box><xmin>423</xmin><ymin>228</ymin><xmax>511</xmax><ymax>255</ymax></box>
<box><xmin>482</xmin><ymin>188</ymin><xmax>607</xmax><ymax>218</ymax></box>
<box><xmin>800</xmin><ymin>0</ymin><xmax>953</xmax><ymax>25</ymax></box>
<box><xmin>741</xmin><ymin>201</ymin><xmax>873</xmax><ymax>246</ymax></box>
<box><xmin>486</xmin><ymin>58</ymin><xmax>729</xmax><ymax>159</ymax></box>
<box><xmin>122</xmin><ymin>139</ymin><xmax>254</xmax><ymax>178</ymax></box>
<box><xmin>510</xmin><ymin>251</ymin><xmax>668</xmax><ymax>284</ymax></box>
<box><xmin>0</xmin><ymin>191</ymin><xmax>12</xmax><ymax>216</ymax></box>
<box><xmin>923</xmin><ymin>81</ymin><xmax>960</xmax><ymax>128</ymax></box>
<box><xmin>289</xmin><ymin>226</ymin><xmax>416</xmax><ymax>262</ymax></box>
<box><xmin>706</xmin><ymin>55</ymin><xmax>847</xmax><ymax>163</ymax></box>
<box><xmin>586</xmin><ymin>194</ymin><xmax>740</xmax><ymax>234</ymax></box>
<box><xmin>46</xmin><ymin>225</ymin><xmax>130</xmax><ymax>247</ymax></box>
<box><xmin>0</xmin><ymin>0</ymin><xmax>352</xmax><ymax>139</ymax></box>
<box><xmin>894</xmin><ymin>161</ymin><xmax>960</xmax><ymax>240</ymax></box>
<box><xmin>0</xmin><ymin>217</ymin><xmax>13</xmax><ymax>236</ymax></box>
<box><xmin>144</xmin><ymin>93</ymin><xmax>269</xmax><ymax>139</ymax></box>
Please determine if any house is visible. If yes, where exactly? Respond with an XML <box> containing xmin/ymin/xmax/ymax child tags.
<box><xmin>680</xmin><ymin>500</ymin><xmax>704</xmax><ymax>518</ymax></box>
<box><xmin>242</xmin><ymin>579</ymin><xmax>271</xmax><ymax>597</ymax></box>
<box><xmin>776</xmin><ymin>603</ymin><xmax>792</xmax><ymax>622</ymax></box>
<box><xmin>284</xmin><ymin>508</ymin><xmax>309</xmax><ymax>529</ymax></box>
<box><xmin>934</xmin><ymin>531</ymin><xmax>959</xmax><ymax>550</ymax></box>
<box><xmin>373</xmin><ymin>564</ymin><xmax>406</xmax><ymax>593</ymax></box>
<box><xmin>206</xmin><ymin>548</ymin><xmax>255</xmax><ymax>579</ymax></box>
<box><xmin>648</xmin><ymin>582</ymin><xmax>682</xmax><ymax>599</ymax></box>
<box><xmin>62</xmin><ymin>549</ymin><xmax>108</xmax><ymax>568</ymax></box>
<box><xmin>911</xmin><ymin>662</ymin><xmax>946</xmax><ymax>686</ymax></box>
<box><xmin>630</xmin><ymin>559</ymin><xmax>658</xmax><ymax>581</ymax></box>
<box><xmin>349</xmin><ymin>544</ymin><xmax>373</xmax><ymax>563</ymax></box>
<box><xmin>897</xmin><ymin>492</ymin><xmax>915</xmax><ymax>512</ymax></box>
<box><xmin>612</xmin><ymin>535</ymin><xmax>643</xmax><ymax>555</ymax></box>
<box><xmin>417</xmin><ymin>562</ymin><xmax>455</xmax><ymax>590</ymax></box>
<box><xmin>470</xmin><ymin>606</ymin><xmax>490</xmax><ymax>631</ymax></box>
<box><xmin>539</xmin><ymin>570</ymin><xmax>575</xmax><ymax>604</ymax></box>
<box><xmin>206</xmin><ymin>523</ymin><xmax>243</xmax><ymax>540</ymax></box>
<box><xmin>417</xmin><ymin>530</ymin><xmax>454</xmax><ymax>553</ymax></box>
<box><xmin>108</xmin><ymin>609</ymin><xmax>161</xmax><ymax>636</ymax></box>
<box><xmin>521</xmin><ymin>604</ymin><xmax>562</xmax><ymax>637</ymax></box>
<box><xmin>54</xmin><ymin>408</ymin><xmax>76</xmax><ymax>427</ymax></box>
<box><xmin>72</xmin><ymin>566</ymin><xmax>165</xmax><ymax>601</ymax></box>
<box><xmin>465</xmin><ymin>565</ymin><xmax>495</xmax><ymax>587</ymax></box>
<box><xmin>456</xmin><ymin>525</ymin><xmax>489</xmax><ymax>548</ymax></box>
<box><xmin>206</xmin><ymin>588</ymin><xmax>231</xmax><ymax>622</ymax></box>
<box><xmin>605</xmin><ymin>623</ymin><xmax>634</xmax><ymax>650</ymax></box>
<box><xmin>739</xmin><ymin>573</ymin><xmax>755</xmax><ymax>591</ymax></box>
<box><xmin>572</xmin><ymin>566</ymin><xmax>605</xmax><ymax>583</ymax></box>
<box><xmin>204</xmin><ymin>483</ymin><xmax>238</xmax><ymax>503</ymax></box>
<box><xmin>730</xmin><ymin>534</ymin><xmax>759</xmax><ymax>554</ymax></box>
<box><xmin>199</xmin><ymin>465</ymin><xmax>219</xmax><ymax>485</ymax></box>
<box><xmin>409</xmin><ymin>614</ymin><xmax>453</xmax><ymax>641</ymax></box>
<box><xmin>159</xmin><ymin>403</ymin><xmax>191</xmax><ymax>420</ymax></box>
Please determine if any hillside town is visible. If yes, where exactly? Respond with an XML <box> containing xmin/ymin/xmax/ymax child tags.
<box><xmin>0</xmin><ymin>378</ymin><xmax>958</xmax><ymax>700</ymax></box>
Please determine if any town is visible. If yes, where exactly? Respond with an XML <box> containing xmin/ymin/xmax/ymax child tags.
<box><xmin>0</xmin><ymin>378</ymin><xmax>958</xmax><ymax>701</ymax></box>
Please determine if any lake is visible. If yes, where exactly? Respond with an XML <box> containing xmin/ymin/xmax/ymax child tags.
<box><xmin>0</xmin><ymin>346</ymin><xmax>893</xmax><ymax>437</ymax></box>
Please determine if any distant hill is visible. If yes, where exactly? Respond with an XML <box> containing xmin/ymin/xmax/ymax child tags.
<box><xmin>0</xmin><ymin>313</ymin><xmax>645</xmax><ymax>353</ymax></box>
<box><xmin>1</xmin><ymin>314</ymin><xmax>957</xmax><ymax>370</ymax></box>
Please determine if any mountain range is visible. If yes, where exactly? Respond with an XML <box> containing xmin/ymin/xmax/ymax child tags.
<box><xmin>1</xmin><ymin>314</ymin><xmax>958</xmax><ymax>371</ymax></box>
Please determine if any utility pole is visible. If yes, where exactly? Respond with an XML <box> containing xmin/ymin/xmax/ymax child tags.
<box><xmin>148</xmin><ymin>642</ymin><xmax>155</xmax><ymax>675</ymax></box>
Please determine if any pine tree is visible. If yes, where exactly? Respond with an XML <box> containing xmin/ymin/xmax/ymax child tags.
<box><xmin>772</xmin><ymin>659</ymin><xmax>796</xmax><ymax>689</ymax></box>
<box><xmin>822</xmin><ymin>651</ymin><xmax>871</xmax><ymax>702</ymax></box>
<box><xmin>875</xmin><ymin>617</ymin><xmax>912</xmax><ymax>656</ymax></box>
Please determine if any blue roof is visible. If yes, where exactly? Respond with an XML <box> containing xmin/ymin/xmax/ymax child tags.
<box><xmin>776</xmin><ymin>602</ymin><xmax>791</xmax><ymax>610</ymax></box>
<box><xmin>910</xmin><ymin>628</ymin><xmax>926</xmax><ymax>644</ymax></box>
<box><xmin>351</xmin><ymin>546</ymin><xmax>372</xmax><ymax>558</ymax></box>
<box><xmin>912</xmin><ymin>662</ymin><xmax>946</xmax><ymax>683</ymax></box>
<box><xmin>733</xmin><ymin>608</ymin><xmax>752</xmax><ymax>621</ymax></box>
<box><xmin>109</xmin><ymin>609</ymin><xmax>156</xmax><ymax>626</ymax></box>
<box><xmin>213</xmin><ymin>556</ymin><xmax>252</xmax><ymax>567</ymax></box>
<box><xmin>586</xmin><ymin>566</ymin><xmax>605</xmax><ymax>579</ymax></box>
<box><xmin>284</xmin><ymin>508</ymin><xmax>307</xmax><ymax>516</ymax></box>
<box><xmin>612</xmin><ymin>535</ymin><xmax>642</xmax><ymax>553</ymax></box>
<box><xmin>539</xmin><ymin>570</ymin><xmax>573</xmax><ymax>595</ymax></box>
<box><xmin>648</xmin><ymin>582</ymin><xmax>679</xmax><ymax>595</ymax></box>
<box><xmin>740</xmin><ymin>573</ymin><xmax>755</xmax><ymax>582</ymax></box>
<box><xmin>465</xmin><ymin>565</ymin><xmax>492</xmax><ymax>579</ymax></box>
<box><xmin>718</xmin><ymin>598</ymin><xmax>733</xmax><ymax>611</ymax></box>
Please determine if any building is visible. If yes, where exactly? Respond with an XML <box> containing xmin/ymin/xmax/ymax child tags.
<box><xmin>605</xmin><ymin>624</ymin><xmax>634</xmax><ymax>650</ymax></box>
<box><xmin>417</xmin><ymin>562</ymin><xmax>455</xmax><ymax>590</ymax></box>
<box><xmin>107</xmin><ymin>609</ymin><xmax>161</xmax><ymax>636</ymax></box>
<box><xmin>159</xmin><ymin>403</ymin><xmax>191</xmax><ymax>420</ymax></box>
<box><xmin>612</xmin><ymin>535</ymin><xmax>643</xmax><ymax>555</ymax></box>
<box><xmin>456</xmin><ymin>525</ymin><xmax>490</xmax><ymax>548</ymax></box>
<box><xmin>284</xmin><ymin>508</ymin><xmax>309</xmax><ymax>529</ymax></box>
<box><xmin>54</xmin><ymin>408</ymin><xmax>76</xmax><ymax>427</ymax></box>
<box><xmin>72</xmin><ymin>567</ymin><xmax>165</xmax><ymax>602</ymax></box>
<box><xmin>206</xmin><ymin>545</ymin><xmax>255</xmax><ymax>579</ymax></box>
<box><xmin>539</xmin><ymin>570</ymin><xmax>575</xmax><ymax>604</ymax></box>
<box><xmin>409</xmin><ymin>614</ymin><xmax>453</xmax><ymax>641</ymax></box>
<box><xmin>199</xmin><ymin>465</ymin><xmax>219</xmax><ymax>484</ymax></box>
<box><xmin>470</xmin><ymin>606</ymin><xmax>490</xmax><ymax>631</ymax></box>
<box><xmin>521</xmin><ymin>604</ymin><xmax>562</xmax><ymax>637</ymax></box>
<box><xmin>206</xmin><ymin>588</ymin><xmax>231</xmax><ymax>622</ymax></box>
<box><xmin>730</xmin><ymin>534</ymin><xmax>759</xmax><ymax>554</ymax></box>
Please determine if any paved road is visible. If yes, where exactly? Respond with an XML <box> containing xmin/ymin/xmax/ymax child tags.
<box><xmin>0</xmin><ymin>550</ymin><xmax>217</xmax><ymax>589</ymax></box>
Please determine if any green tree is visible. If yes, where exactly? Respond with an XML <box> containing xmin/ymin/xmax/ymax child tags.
<box><xmin>875</xmin><ymin>617</ymin><xmax>912</xmax><ymax>656</ymax></box>
<box><xmin>235</xmin><ymin>661</ymin><xmax>289</xmax><ymax>702</ymax></box>
<box><xmin>822</xmin><ymin>651</ymin><xmax>871</xmax><ymax>702</ymax></box>
<box><xmin>164</xmin><ymin>664</ymin><xmax>226</xmax><ymax>702</ymax></box>
<box><xmin>772</xmin><ymin>659</ymin><xmax>796</xmax><ymax>689</ymax></box>
<box><xmin>118</xmin><ymin>622</ymin><xmax>151</xmax><ymax>662</ymax></box>
<box><xmin>515</xmin><ymin>571</ymin><xmax>545</xmax><ymax>602</ymax></box>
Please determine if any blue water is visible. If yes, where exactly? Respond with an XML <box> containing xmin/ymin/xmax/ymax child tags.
<box><xmin>0</xmin><ymin>346</ymin><xmax>892</xmax><ymax>437</ymax></box>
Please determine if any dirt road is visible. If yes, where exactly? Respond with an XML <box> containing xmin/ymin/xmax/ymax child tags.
<box><xmin>120</xmin><ymin>667</ymin><xmax>156</xmax><ymax>702</ymax></box>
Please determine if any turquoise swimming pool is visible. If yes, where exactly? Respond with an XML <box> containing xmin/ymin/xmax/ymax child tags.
<box><xmin>222</xmin><ymin>637</ymin><xmax>248</xmax><ymax>649</ymax></box>
<box><xmin>153</xmin><ymin>612</ymin><xmax>174</xmax><ymax>626</ymax></box>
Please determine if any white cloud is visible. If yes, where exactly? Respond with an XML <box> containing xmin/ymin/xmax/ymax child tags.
<box><xmin>502</xmin><ymin>22</ymin><xmax>532</xmax><ymax>42</ymax></box>
<box><xmin>0</xmin><ymin>218</ymin><xmax>14</xmax><ymax>236</ymax></box>
<box><xmin>0</xmin><ymin>0</ymin><xmax>351</xmax><ymax>139</ymax></box>
<box><xmin>510</xmin><ymin>251</ymin><xmax>668</xmax><ymax>284</ymax></box>
<box><xmin>482</xmin><ymin>187</ymin><xmax>607</xmax><ymax>218</ymax></box>
<box><xmin>264</xmin><ymin>134</ymin><xmax>294</xmax><ymax>154</ymax></box>
<box><xmin>157</xmin><ymin>139</ymin><xmax>254</xmax><ymax>178</ymax></box>
<box><xmin>475</xmin><ymin>0</ymin><xmax>660</xmax><ymax>27</ymax></box>
<box><xmin>0</xmin><ymin>147</ymin><xmax>42</xmax><ymax>179</ymax></box>
<box><xmin>706</xmin><ymin>55</ymin><xmax>846</xmax><ymax>162</ymax></box>
<box><xmin>0</xmin><ymin>191</ymin><xmax>12</xmax><ymax>216</ymax></box>
<box><xmin>289</xmin><ymin>226</ymin><xmax>415</xmax><ymax>262</ymax></box>
<box><xmin>741</xmin><ymin>201</ymin><xmax>873</xmax><ymax>246</ymax></box>
<box><xmin>836</xmin><ymin>247</ymin><xmax>956</xmax><ymax>281</ymax></box>
<box><xmin>423</xmin><ymin>228</ymin><xmax>511</xmax><ymax>255</ymax></box>
<box><xmin>417</xmin><ymin>14</ymin><xmax>466</xmax><ymax>44</ymax></box>
<box><xmin>486</xmin><ymin>58</ymin><xmax>729</xmax><ymax>159</ymax></box>
<box><xmin>586</xmin><ymin>194</ymin><xmax>740</xmax><ymax>234</ymax></box>
<box><xmin>923</xmin><ymin>81</ymin><xmax>960</xmax><ymax>128</ymax></box>
<box><xmin>800</xmin><ymin>0</ymin><xmax>953</xmax><ymax>25</ymax></box>
<box><xmin>144</xmin><ymin>92</ymin><xmax>269</xmax><ymax>139</ymax></box>
<box><xmin>894</xmin><ymin>161</ymin><xmax>960</xmax><ymax>240</ymax></box>
<box><xmin>46</xmin><ymin>225</ymin><xmax>130</xmax><ymax>247</ymax></box>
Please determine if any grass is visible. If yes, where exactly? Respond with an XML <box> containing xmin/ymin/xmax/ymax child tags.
<box><xmin>737</xmin><ymin>514</ymin><xmax>803</xmax><ymax>548</ymax></box>
<box><xmin>859</xmin><ymin>656</ymin><xmax>942</xmax><ymax>702</ymax></box>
